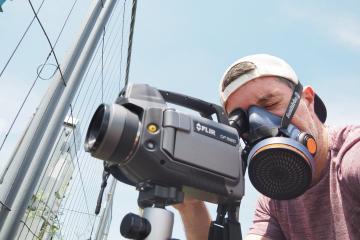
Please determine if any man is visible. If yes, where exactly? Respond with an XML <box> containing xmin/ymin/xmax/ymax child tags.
<box><xmin>175</xmin><ymin>54</ymin><xmax>360</xmax><ymax>239</ymax></box>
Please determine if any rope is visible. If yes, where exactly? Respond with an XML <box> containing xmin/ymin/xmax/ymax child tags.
<box><xmin>124</xmin><ymin>0</ymin><xmax>137</xmax><ymax>89</ymax></box>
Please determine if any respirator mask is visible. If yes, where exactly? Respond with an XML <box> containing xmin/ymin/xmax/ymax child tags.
<box><xmin>228</xmin><ymin>82</ymin><xmax>318</xmax><ymax>200</ymax></box>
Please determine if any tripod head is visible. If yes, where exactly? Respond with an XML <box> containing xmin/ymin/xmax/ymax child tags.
<box><xmin>120</xmin><ymin>183</ymin><xmax>183</xmax><ymax>240</ymax></box>
<box><xmin>136</xmin><ymin>181</ymin><xmax>184</xmax><ymax>209</ymax></box>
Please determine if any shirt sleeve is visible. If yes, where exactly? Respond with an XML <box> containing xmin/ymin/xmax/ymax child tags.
<box><xmin>247</xmin><ymin>196</ymin><xmax>286</xmax><ymax>240</ymax></box>
<box><xmin>339</xmin><ymin>126</ymin><xmax>360</xmax><ymax>196</ymax></box>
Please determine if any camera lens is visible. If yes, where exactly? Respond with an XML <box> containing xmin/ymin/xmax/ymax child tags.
<box><xmin>85</xmin><ymin>104</ymin><xmax>110</xmax><ymax>152</ymax></box>
<box><xmin>84</xmin><ymin>103</ymin><xmax>141</xmax><ymax>163</ymax></box>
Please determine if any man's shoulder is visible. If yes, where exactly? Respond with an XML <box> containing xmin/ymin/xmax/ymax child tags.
<box><xmin>329</xmin><ymin>125</ymin><xmax>360</xmax><ymax>192</ymax></box>
<box><xmin>328</xmin><ymin>125</ymin><xmax>360</xmax><ymax>169</ymax></box>
<box><xmin>329</xmin><ymin>125</ymin><xmax>360</xmax><ymax>153</ymax></box>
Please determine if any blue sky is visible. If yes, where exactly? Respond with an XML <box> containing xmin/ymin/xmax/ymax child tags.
<box><xmin>1</xmin><ymin>0</ymin><xmax>360</xmax><ymax>239</ymax></box>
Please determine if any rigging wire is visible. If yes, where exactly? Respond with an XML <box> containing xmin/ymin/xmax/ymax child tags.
<box><xmin>19</xmin><ymin>220</ymin><xmax>41</xmax><ymax>240</ymax></box>
<box><xmin>36</xmin><ymin>63</ymin><xmax>58</xmax><ymax>80</ymax></box>
<box><xmin>0</xmin><ymin>0</ymin><xmax>78</xmax><ymax>152</ymax></box>
<box><xmin>119</xmin><ymin>0</ymin><xmax>127</xmax><ymax>91</ymax></box>
<box><xmin>64</xmin><ymin>45</ymin><xmax>126</xmax><ymax>215</ymax></box>
<box><xmin>72</xmin><ymin>0</ymin><xmax>122</xmax><ymax>108</ymax></box>
<box><xmin>14</xmin><ymin>2</ymin><xmax>81</xmax><ymax>237</ymax></box>
<box><xmin>65</xmin><ymin>22</ymin><xmax>129</xmax><ymax>223</ymax></box>
<box><xmin>101</xmin><ymin>28</ymin><xmax>105</xmax><ymax>103</ymax></box>
<box><xmin>3</xmin><ymin>0</ymin><xmax>136</xmax><ymax>238</ymax></box>
<box><xmin>69</xmin><ymin>104</ymin><xmax>91</xmax><ymax>215</ymax></box>
<box><xmin>124</xmin><ymin>0</ymin><xmax>137</xmax><ymax>89</ymax></box>
<box><xmin>0</xmin><ymin>0</ymin><xmax>47</xmax><ymax>81</ymax></box>
<box><xmin>73</xmin><ymin>10</ymin><xmax>126</xmax><ymax>119</ymax></box>
<box><xmin>62</xmin><ymin>5</ymin><xmax>132</xmax><ymax>227</ymax></box>
<box><xmin>17</xmin><ymin>128</ymin><xmax>68</xmax><ymax>239</ymax></box>
<box><xmin>57</xmin><ymin>153</ymin><xmax>96</xmax><ymax>236</ymax></box>
<box><xmin>28</xmin><ymin>0</ymin><xmax>67</xmax><ymax>86</ymax></box>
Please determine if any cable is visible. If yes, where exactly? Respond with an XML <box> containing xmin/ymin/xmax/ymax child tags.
<box><xmin>0</xmin><ymin>77</ymin><xmax>39</xmax><ymax>152</ymax></box>
<box><xmin>28</xmin><ymin>0</ymin><xmax>67</xmax><ymax>86</ymax></box>
<box><xmin>57</xmin><ymin>153</ymin><xmax>94</xmax><ymax>237</ymax></box>
<box><xmin>59</xmin><ymin>117</ymin><xmax>95</xmax><ymax>238</ymax></box>
<box><xmin>119</xmin><ymin>0</ymin><xmax>127</xmax><ymax>91</ymax></box>
<box><xmin>17</xmin><ymin>0</ymin><xmax>80</xmax><ymax>228</ymax></box>
<box><xmin>36</xmin><ymin>63</ymin><xmax>58</xmax><ymax>80</ymax></box>
<box><xmin>59</xmin><ymin>207</ymin><xmax>97</xmax><ymax>217</ymax></box>
<box><xmin>72</xmin><ymin>0</ymin><xmax>122</xmax><ymax>109</ymax></box>
<box><xmin>0</xmin><ymin>0</ymin><xmax>47</xmax><ymax>81</ymax></box>
<box><xmin>73</xmin><ymin>14</ymin><xmax>126</xmax><ymax>120</ymax></box>
<box><xmin>17</xmin><ymin>129</ymin><xmax>68</xmax><ymax>239</ymax></box>
<box><xmin>0</xmin><ymin>0</ymin><xmax>79</xmax><ymax>152</ymax></box>
<box><xmin>58</xmin><ymin>0</ymin><xmax>131</xmax><ymax>237</ymax></box>
<box><xmin>69</xmin><ymin>104</ymin><xmax>91</xmax><ymax>215</ymax></box>
<box><xmin>101</xmin><ymin>28</ymin><xmax>105</xmax><ymax>103</ymax></box>
<box><xmin>124</xmin><ymin>0</ymin><xmax>137</xmax><ymax>88</ymax></box>
<box><xmin>88</xmin><ymin>213</ymin><xmax>98</xmax><ymax>240</ymax></box>
<box><xmin>29</xmin><ymin>136</ymin><xmax>74</xmax><ymax>238</ymax></box>
<box><xmin>72</xmin><ymin>41</ymin><xmax>102</xmax><ymax>108</ymax></box>
<box><xmin>19</xmin><ymin>220</ymin><xmax>41</xmax><ymax>239</ymax></box>
<box><xmin>61</xmin><ymin>56</ymin><xmax>124</xmax><ymax>219</ymax></box>
<box><xmin>53</xmin><ymin>0</ymin><xmax>79</xmax><ymax>47</ymax></box>
<box><xmin>0</xmin><ymin>0</ymin><xmax>132</xmax><ymax>238</ymax></box>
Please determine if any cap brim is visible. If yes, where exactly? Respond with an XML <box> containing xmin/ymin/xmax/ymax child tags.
<box><xmin>314</xmin><ymin>94</ymin><xmax>327</xmax><ymax>123</ymax></box>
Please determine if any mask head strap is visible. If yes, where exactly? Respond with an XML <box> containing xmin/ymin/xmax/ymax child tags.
<box><xmin>280</xmin><ymin>82</ymin><xmax>303</xmax><ymax>130</ymax></box>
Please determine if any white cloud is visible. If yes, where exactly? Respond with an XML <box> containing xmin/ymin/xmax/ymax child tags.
<box><xmin>281</xmin><ymin>3</ymin><xmax>360</xmax><ymax>50</ymax></box>
<box><xmin>334</xmin><ymin>25</ymin><xmax>360</xmax><ymax>48</ymax></box>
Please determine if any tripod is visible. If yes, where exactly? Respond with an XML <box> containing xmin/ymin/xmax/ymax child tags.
<box><xmin>120</xmin><ymin>182</ymin><xmax>242</xmax><ymax>240</ymax></box>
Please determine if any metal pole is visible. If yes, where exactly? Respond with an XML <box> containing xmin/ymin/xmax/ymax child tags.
<box><xmin>0</xmin><ymin>0</ymin><xmax>118</xmax><ymax>238</ymax></box>
<box><xmin>95</xmin><ymin>178</ymin><xmax>117</xmax><ymax>240</ymax></box>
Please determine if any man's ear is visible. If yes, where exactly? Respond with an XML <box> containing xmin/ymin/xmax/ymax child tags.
<box><xmin>302</xmin><ymin>85</ymin><xmax>315</xmax><ymax>108</ymax></box>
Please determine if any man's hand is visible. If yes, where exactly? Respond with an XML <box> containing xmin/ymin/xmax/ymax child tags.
<box><xmin>173</xmin><ymin>198</ymin><xmax>212</xmax><ymax>240</ymax></box>
<box><xmin>173</xmin><ymin>197</ymin><xmax>204</xmax><ymax>211</ymax></box>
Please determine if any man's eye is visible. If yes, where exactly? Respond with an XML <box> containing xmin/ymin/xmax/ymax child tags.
<box><xmin>264</xmin><ymin>102</ymin><xmax>278</xmax><ymax>109</ymax></box>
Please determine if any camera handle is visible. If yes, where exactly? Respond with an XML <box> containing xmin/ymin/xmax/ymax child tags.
<box><xmin>209</xmin><ymin>202</ymin><xmax>242</xmax><ymax>240</ymax></box>
<box><xmin>158</xmin><ymin>89</ymin><xmax>229</xmax><ymax>125</ymax></box>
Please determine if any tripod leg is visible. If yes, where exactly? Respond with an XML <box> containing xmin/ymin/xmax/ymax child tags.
<box><xmin>223</xmin><ymin>202</ymin><xmax>242</xmax><ymax>240</ymax></box>
<box><xmin>224</xmin><ymin>219</ymin><xmax>242</xmax><ymax>240</ymax></box>
<box><xmin>208</xmin><ymin>221</ymin><xmax>224</xmax><ymax>240</ymax></box>
<box><xmin>208</xmin><ymin>204</ymin><xmax>228</xmax><ymax>240</ymax></box>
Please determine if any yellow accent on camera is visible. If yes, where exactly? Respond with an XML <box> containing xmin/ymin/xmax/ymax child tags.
<box><xmin>147</xmin><ymin>124</ymin><xmax>158</xmax><ymax>133</ymax></box>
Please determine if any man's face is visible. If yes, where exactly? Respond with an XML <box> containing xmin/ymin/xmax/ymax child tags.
<box><xmin>225</xmin><ymin>76</ymin><xmax>318</xmax><ymax>139</ymax></box>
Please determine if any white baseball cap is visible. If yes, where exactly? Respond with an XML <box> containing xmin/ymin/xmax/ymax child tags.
<box><xmin>219</xmin><ymin>54</ymin><xmax>327</xmax><ymax>122</ymax></box>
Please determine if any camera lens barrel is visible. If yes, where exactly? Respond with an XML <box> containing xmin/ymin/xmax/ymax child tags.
<box><xmin>84</xmin><ymin>104</ymin><xmax>140</xmax><ymax>163</ymax></box>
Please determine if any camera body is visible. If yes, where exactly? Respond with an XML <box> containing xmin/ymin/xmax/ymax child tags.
<box><xmin>85</xmin><ymin>84</ymin><xmax>244</xmax><ymax>203</ymax></box>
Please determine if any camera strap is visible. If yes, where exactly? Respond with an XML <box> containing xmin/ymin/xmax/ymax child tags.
<box><xmin>95</xmin><ymin>166</ymin><xmax>110</xmax><ymax>215</ymax></box>
<box><xmin>280</xmin><ymin>82</ymin><xmax>303</xmax><ymax>131</ymax></box>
